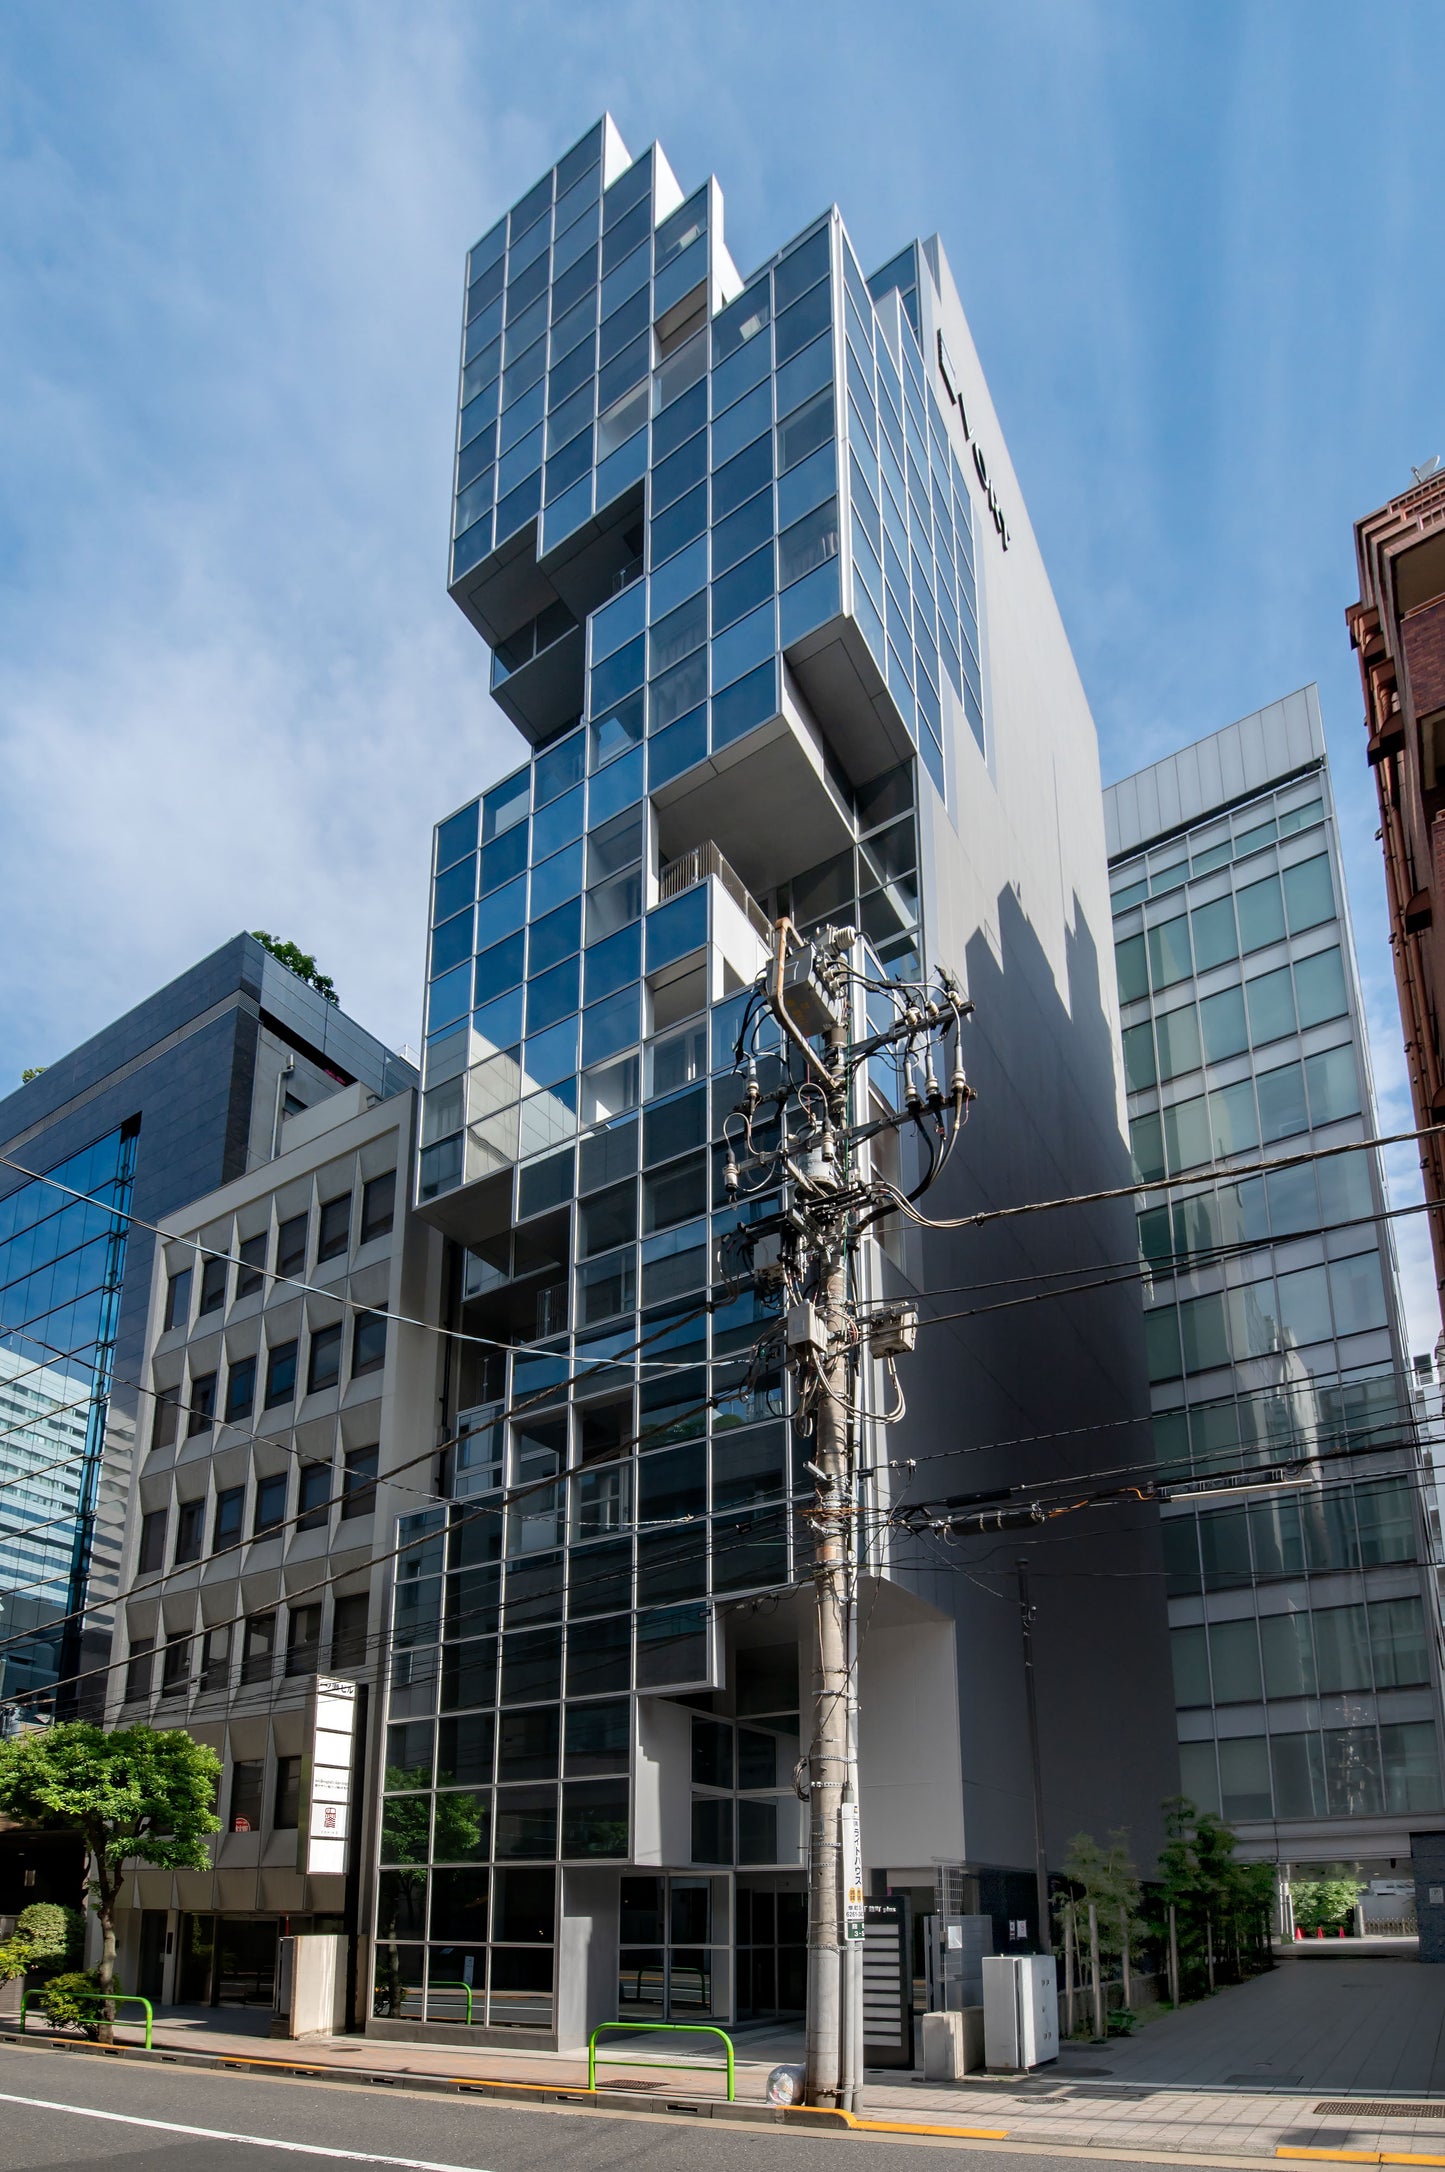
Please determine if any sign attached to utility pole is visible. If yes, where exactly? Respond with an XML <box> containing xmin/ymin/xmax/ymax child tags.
<box><xmin>841</xmin><ymin>1802</ymin><xmax>865</xmax><ymax>1941</ymax></box>
<box><xmin>298</xmin><ymin>1676</ymin><xmax>356</xmax><ymax>1877</ymax></box>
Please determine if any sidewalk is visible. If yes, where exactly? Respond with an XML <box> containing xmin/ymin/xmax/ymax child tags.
<box><xmin>9</xmin><ymin>1955</ymin><xmax>1445</xmax><ymax>2163</ymax></box>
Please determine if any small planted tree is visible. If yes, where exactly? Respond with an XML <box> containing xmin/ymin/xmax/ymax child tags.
<box><xmin>0</xmin><ymin>1723</ymin><xmax>220</xmax><ymax>2039</ymax></box>
<box><xmin>1054</xmin><ymin>1830</ymin><xmax>1144</xmax><ymax>2034</ymax></box>
<box><xmin>1150</xmin><ymin>1795</ymin><xmax>1275</xmax><ymax>2000</ymax></box>
<box><xmin>0</xmin><ymin>1902</ymin><xmax>81</xmax><ymax>1985</ymax></box>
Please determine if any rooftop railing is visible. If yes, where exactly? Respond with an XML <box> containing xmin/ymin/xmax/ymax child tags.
<box><xmin>658</xmin><ymin>842</ymin><xmax>770</xmax><ymax>942</ymax></box>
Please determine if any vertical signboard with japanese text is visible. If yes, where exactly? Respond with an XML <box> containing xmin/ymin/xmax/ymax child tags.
<box><xmin>299</xmin><ymin>1675</ymin><xmax>356</xmax><ymax>1877</ymax></box>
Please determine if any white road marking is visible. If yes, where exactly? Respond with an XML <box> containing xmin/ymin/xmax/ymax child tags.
<box><xmin>0</xmin><ymin>2090</ymin><xmax>498</xmax><ymax>2172</ymax></box>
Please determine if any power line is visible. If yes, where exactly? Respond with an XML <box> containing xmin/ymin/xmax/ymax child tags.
<box><xmin>0</xmin><ymin>1148</ymin><xmax>700</xmax><ymax>1374</ymax></box>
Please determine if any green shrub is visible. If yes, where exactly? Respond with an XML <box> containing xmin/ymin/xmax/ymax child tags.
<box><xmin>34</xmin><ymin>1970</ymin><xmax>105</xmax><ymax>2035</ymax></box>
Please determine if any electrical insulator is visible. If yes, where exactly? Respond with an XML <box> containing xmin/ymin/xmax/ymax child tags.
<box><xmin>724</xmin><ymin>1149</ymin><xmax>739</xmax><ymax>1198</ymax></box>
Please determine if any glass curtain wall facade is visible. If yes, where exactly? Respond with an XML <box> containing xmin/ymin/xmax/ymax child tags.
<box><xmin>0</xmin><ymin>1126</ymin><xmax>136</xmax><ymax>1704</ymax></box>
<box><xmin>1107</xmin><ymin>699</ymin><xmax>1445</xmax><ymax>1849</ymax></box>
<box><xmin>382</xmin><ymin>116</ymin><xmax>983</xmax><ymax>2036</ymax></box>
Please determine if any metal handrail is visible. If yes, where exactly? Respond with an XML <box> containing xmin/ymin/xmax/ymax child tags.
<box><xmin>424</xmin><ymin>1979</ymin><xmax>475</xmax><ymax>2022</ymax></box>
<box><xmin>19</xmin><ymin>1989</ymin><xmax>153</xmax><ymax>2050</ymax></box>
<box><xmin>657</xmin><ymin>842</ymin><xmax>769</xmax><ymax>941</ymax></box>
<box><xmin>588</xmin><ymin>2019</ymin><xmax>736</xmax><ymax>2100</ymax></box>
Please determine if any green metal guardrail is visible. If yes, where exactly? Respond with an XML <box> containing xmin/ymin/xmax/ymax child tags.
<box><xmin>588</xmin><ymin>2020</ymin><xmax>736</xmax><ymax>2100</ymax></box>
<box><xmin>19</xmin><ymin>1990</ymin><xmax>153</xmax><ymax>2050</ymax></box>
<box><xmin>373</xmin><ymin>1980</ymin><xmax>475</xmax><ymax>2023</ymax></box>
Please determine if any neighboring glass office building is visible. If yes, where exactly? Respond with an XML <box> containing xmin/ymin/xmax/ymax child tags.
<box><xmin>1105</xmin><ymin>689</ymin><xmax>1445</xmax><ymax>1872</ymax></box>
<box><xmin>0</xmin><ymin>1130</ymin><xmax>134</xmax><ymax>1704</ymax></box>
<box><xmin>0</xmin><ymin>935</ymin><xmax>411</xmax><ymax>1778</ymax></box>
<box><xmin>384</xmin><ymin>117</ymin><xmax>1179</xmax><ymax>2047</ymax></box>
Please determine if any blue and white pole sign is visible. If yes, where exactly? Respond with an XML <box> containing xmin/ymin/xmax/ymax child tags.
<box><xmin>842</xmin><ymin>1802</ymin><xmax>865</xmax><ymax>1942</ymax></box>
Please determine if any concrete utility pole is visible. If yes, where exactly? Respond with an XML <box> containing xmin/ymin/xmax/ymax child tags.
<box><xmin>725</xmin><ymin>918</ymin><xmax>973</xmax><ymax>2112</ymax></box>
<box><xmin>1015</xmin><ymin>1559</ymin><xmax>1050</xmax><ymax>1951</ymax></box>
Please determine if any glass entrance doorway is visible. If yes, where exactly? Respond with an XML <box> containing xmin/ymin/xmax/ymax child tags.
<box><xmin>618</xmin><ymin>1876</ymin><xmax>729</xmax><ymax>2020</ymax></box>
<box><xmin>735</xmin><ymin>1876</ymin><xmax>806</xmax><ymax>2018</ymax></box>
<box><xmin>176</xmin><ymin>1915</ymin><xmax>278</xmax><ymax>2006</ymax></box>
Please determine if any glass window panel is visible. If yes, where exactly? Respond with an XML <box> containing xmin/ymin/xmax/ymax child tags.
<box><xmin>1294</xmin><ymin>947</ymin><xmax>1348</xmax><ymax>1027</ymax></box>
<box><xmin>1115</xmin><ymin>934</ymin><xmax>1148</xmax><ymax>1004</ymax></box>
<box><xmin>1245</xmin><ymin>966</ymin><xmax>1295</xmax><ymax>1046</ymax></box>
<box><xmin>1208</xmin><ymin>1618</ymin><xmax>1262</xmax><ymax>1701</ymax></box>
<box><xmin>1164</xmin><ymin>1093</ymin><xmax>1212</xmax><ymax>1171</ymax></box>
<box><xmin>1191</xmin><ymin>895</ymin><xmax>1238</xmax><ymax>971</ymax></box>
<box><xmin>1256</xmin><ymin>1061</ymin><xmax>1308</xmax><ymax>1142</ymax></box>
<box><xmin>711</xmin><ymin>487</ymin><xmax>774</xmax><ymax>578</ymax></box>
<box><xmin>1146</xmin><ymin>916</ymin><xmax>1191</xmax><ymax>991</ymax></box>
<box><xmin>1283</xmin><ymin>855</ymin><xmax>1334</xmax><ymax>933</ymax></box>
<box><xmin>1122</xmin><ymin>1022</ymin><xmax>1156</xmax><ymax>1093</ymax></box>
<box><xmin>1261</xmin><ymin>1610</ymin><xmax>1316</xmax><ymax>1697</ymax></box>
<box><xmin>1218</xmin><ymin>1736</ymin><xmax>1272</xmax><ymax>1821</ymax></box>
<box><xmin>1237</xmin><ymin>874</ymin><xmax>1286</xmax><ymax>952</ymax></box>
<box><xmin>1155</xmin><ymin>1004</ymin><xmax>1201</xmax><ymax>1082</ymax></box>
<box><xmin>1177</xmin><ymin>1741</ymin><xmax>1220</xmax><ymax>1818</ymax></box>
<box><xmin>711</xmin><ymin>378</ymin><xmax>772</xmax><ymax>469</ymax></box>
<box><xmin>1199</xmin><ymin>985</ymin><xmax>1249</xmax><ymax>1063</ymax></box>
<box><xmin>1276</xmin><ymin>1262</ymin><xmax>1332</xmax><ymax>1346</ymax></box>
<box><xmin>1370</xmin><ymin>1597</ymin><xmax>1429</xmax><ymax>1687</ymax></box>
<box><xmin>1170</xmin><ymin>1625</ymin><xmax>1210</xmax><ymax>1706</ymax></box>
<box><xmin>1329</xmin><ymin>1250</ymin><xmax>1387</xmax><ymax>1335</ymax></box>
<box><xmin>1305</xmin><ymin>1045</ymin><xmax>1361</xmax><ymax>1125</ymax></box>
<box><xmin>650</xmin><ymin>482</ymin><xmax>707</xmax><ymax>566</ymax></box>
<box><xmin>1382</xmin><ymin>1722</ymin><xmax>1442</xmax><ymax>1813</ymax></box>
<box><xmin>777</xmin><ymin>496</ymin><xmax>839</xmax><ymax>591</ymax></box>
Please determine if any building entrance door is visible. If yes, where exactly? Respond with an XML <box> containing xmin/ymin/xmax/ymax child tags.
<box><xmin>735</xmin><ymin>1877</ymin><xmax>806</xmax><ymax>2019</ymax></box>
<box><xmin>215</xmin><ymin>1918</ymin><xmax>278</xmax><ymax>2005</ymax></box>
<box><xmin>137</xmin><ymin>1910</ymin><xmax>168</xmax><ymax>2002</ymax></box>
<box><xmin>617</xmin><ymin>1875</ymin><xmax>729</xmax><ymax>2020</ymax></box>
<box><xmin>177</xmin><ymin>1913</ymin><xmax>216</xmax><ymax>2004</ymax></box>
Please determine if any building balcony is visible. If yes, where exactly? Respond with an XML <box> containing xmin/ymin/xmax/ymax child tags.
<box><xmin>490</xmin><ymin>603</ymin><xmax>585</xmax><ymax>741</ymax></box>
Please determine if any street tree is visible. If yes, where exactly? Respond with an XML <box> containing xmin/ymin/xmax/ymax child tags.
<box><xmin>0</xmin><ymin>1723</ymin><xmax>220</xmax><ymax>2036</ymax></box>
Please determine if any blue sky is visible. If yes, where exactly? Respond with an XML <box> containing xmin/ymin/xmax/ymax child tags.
<box><xmin>2</xmin><ymin>1</ymin><xmax>1441</xmax><ymax>1338</ymax></box>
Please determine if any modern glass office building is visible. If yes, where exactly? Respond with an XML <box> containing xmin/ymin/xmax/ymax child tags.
<box><xmin>384</xmin><ymin>116</ymin><xmax>1179</xmax><ymax>2048</ymax></box>
<box><xmin>0</xmin><ymin>1129</ymin><xmax>135</xmax><ymax>1704</ymax></box>
<box><xmin>1105</xmin><ymin>689</ymin><xmax>1445</xmax><ymax>1872</ymax></box>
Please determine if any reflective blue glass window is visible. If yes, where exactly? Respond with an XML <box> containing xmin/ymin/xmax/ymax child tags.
<box><xmin>552</xmin><ymin>216</ymin><xmax>597</xmax><ymax>288</ymax></box>
<box><xmin>711</xmin><ymin>600</ymin><xmax>775</xmax><ymax>691</ymax></box>
<box><xmin>527</xmin><ymin>957</ymin><xmax>581</xmax><ymax>1034</ymax></box>
<box><xmin>550</xmin><ymin>289</ymin><xmax>597</xmax><ymax>366</ymax></box>
<box><xmin>599</xmin><ymin>287</ymin><xmax>652</xmax><ymax>369</ymax></box>
<box><xmin>546</xmin><ymin>380</ymin><xmax>593</xmax><ymax>455</ymax></box>
<box><xmin>775</xmin><ymin>226</ymin><xmax>830</xmax><ymax>311</ymax></box>
<box><xmin>476</xmin><ymin>873</ymin><xmax>527</xmax><ymax>951</ymax></box>
<box><xmin>598</xmin><ymin>332</ymin><xmax>650</xmax><ymax>410</ymax></box>
<box><xmin>712</xmin><ymin>379</ymin><xmax>771</xmax><ymax>469</ymax></box>
<box><xmin>506</xmin><ymin>251</ymin><xmax>551</xmax><ymax>321</ymax></box>
<box><xmin>712</xmin><ymin>324</ymin><xmax>772</xmax><ymax>414</ymax></box>
<box><xmin>586</xmin><ymin>746</ymin><xmax>643</xmax><ymax>827</ymax></box>
<box><xmin>495</xmin><ymin>469</ymin><xmax>542</xmax><ymax>540</ymax></box>
<box><xmin>590</xmin><ymin>691</ymin><xmax>644</xmax><ymax>769</ymax></box>
<box><xmin>591</xmin><ymin>583</ymin><xmax>646</xmax><ymax>666</ymax></box>
<box><xmin>591</xmin><ymin>635</ymin><xmax>645</xmax><ymax>715</ymax></box>
<box><xmin>430</xmin><ymin>909</ymin><xmax>474</xmax><ymax>979</ymax></box>
<box><xmin>712</xmin><ymin>660</ymin><xmax>777</xmax><ymax>751</ymax></box>
<box><xmin>428</xmin><ymin>963</ymin><xmax>472</xmax><ymax>1035</ymax></box>
<box><xmin>583</xmin><ymin>984</ymin><xmax>642</xmax><ymax>1065</ymax></box>
<box><xmin>532</xmin><ymin>784</ymin><xmax>584</xmax><ymax>861</ymax></box>
<box><xmin>474</xmin><ymin>933</ymin><xmax>526</xmax><ymax>1007</ymax></box>
<box><xmin>650</xmin><ymin>592</ymin><xmax>707</xmax><ymax>676</ymax></box>
<box><xmin>602</xmin><ymin>193</ymin><xmax>651</xmax><ymax>270</ymax></box>
<box><xmin>522</xmin><ymin>1015</ymin><xmax>579</xmax><ymax>1089</ymax></box>
<box><xmin>651</xmin><ymin>652</ymin><xmax>707</xmax><ymax>731</ymax></box>
<box><xmin>712</xmin><ymin>544</ymin><xmax>774</xmax><ymax>635</ymax></box>
<box><xmin>652</xmin><ymin>431</ymin><xmax>707</xmax><ymax>513</ymax></box>
<box><xmin>585</xmin><ymin>923</ymin><xmax>642</xmax><ymax>1002</ymax></box>
<box><xmin>433</xmin><ymin>854</ymin><xmax>477</xmax><ymax>925</ymax></box>
<box><xmin>649</xmin><ymin>708</ymin><xmax>706</xmax><ymax>788</ymax></box>
<box><xmin>462</xmin><ymin>340</ymin><xmax>500</xmax><ymax>408</ymax></box>
<box><xmin>712</xmin><ymin>488</ymin><xmax>773</xmax><ymax>577</ymax></box>
<box><xmin>457</xmin><ymin>431</ymin><xmax>496</xmax><ymax>496</ymax></box>
<box><xmin>481</xmin><ymin>824</ymin><xmax>529</xmax><ymax>894</ymax></box>
<box><xmin>454</xmin><ymin>473</ymin><xmax>494</xmax><ymax>540</ymax></box>
<box><xmin>600</xmin><ymin>239</ymin><xmax>650</xmax><ymax>320</ymax></box>
<box><xmin>645</xmin><ymin>892</ymin><xmax>708</xmax><ymax>974</ymax></box>
<box><xmin>468</xmin><ymin>218</ymin><xmax>506</xmax><ymax>281</ymax></box>
<box><xmin>648</xmin><ymin>537</ymin><xmax>706</xmax><ymax>622</ymax></box>
<box><xmin>778</xmin><ymin>440</ymin><xmax>836</xmax><ymax>530</ymax></box>
<box><xmin>467</xmin><ymin>254</ymin><xmax>504</xmax><ymax>316</ymax></box>
<box><xmin>548</xmin><ymin>339</ymin><xmax>595</xmax><ymax>412</ymax></box>
<box><xmin>775</xmin><ymin>335</ymin><xmax>832</xmax><ymax>426</ymax></box>
<box><xmin>437</xmin><ymin>801</ymin><xmax>480</xmax><ymax>871</ymax></box>
<box><xmin>530</xmin><ymin>840</ymin><xmax>585</xmax><ymax>917</ymax></box>
<box><xmin>713</xmin><ymin>280</ymin><xmax>769</xmax><ymax>363</ymax></box>
<box><xmin>474</xmin><ymin>985</ymin><xmax>524</xmax><ymax>1056</ymax></box>
<box><xmin>650</xmin><ymin>483</ymin><xmax>706</xmax><ymax>566</ymax></box>
<box><xmin>534</xmin><ymin>730</ymin><xmax>585</xmax><ymax>808</ymax></box>
<box><xmin>496</xmin><ymin>426</ymin><xmax>543</xmax><ymax>500</ymax></box>
<box><xmin>529</xmin><ymin>897</ymin><xmax>582</xmax><ymax>975</ymax></box>
<box><xmin>775</xmin><ymin>281</ymin><xmax>831</xmax><ymax>367</ymax></box>
<box><xmin>713</xmin><ymin>436</ymin><xmax>773</xmax><ymax>522</ymax></box>
<box><xmin>778</xmin><ymin>385</ymin><xmax>833</xmax><ymax>473</ymax></box>
<box><xmin>652</xmin><ymin>378</ymin><xmax>707</xmax><ymax>463</ymax></box>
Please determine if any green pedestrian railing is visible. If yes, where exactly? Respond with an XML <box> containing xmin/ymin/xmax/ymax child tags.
<box><xmin>422</xmin><ymin>1980</ymin><xmax>475</xmax><ymax>2023</ymax></box>
<box><xmin>19</xmin><ymin>1990</ymin><xmax>154</xmax><ymax>2050</ymax></box>
<box><xmin>587</xmin><ymin>2020</ymin><xmax>736</xmax><ymax>2100</ymax></box>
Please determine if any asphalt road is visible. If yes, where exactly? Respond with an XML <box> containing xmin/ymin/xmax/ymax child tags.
<box><xmin>0</xmin><ymin>2042</ymin><xmax>1230</xmax><ymax>2172</ymax></box>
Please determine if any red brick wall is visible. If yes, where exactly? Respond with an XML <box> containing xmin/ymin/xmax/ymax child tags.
<box><xmin>1404</xmin><ymin>594</ymin><xmax>1445</xmax><ymax>718</ymax></box>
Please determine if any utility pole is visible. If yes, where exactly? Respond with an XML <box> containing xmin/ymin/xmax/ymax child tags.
<box><xmin>725</xmin><ymin>918</ymin><xmax>973</xmax><ymax>2112</ymax></box>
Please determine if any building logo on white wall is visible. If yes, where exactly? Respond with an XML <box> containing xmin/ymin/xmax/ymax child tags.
<box><xmin>298</xmin><ymin>1675</ymin><xmax>356</xmax><ymax>1877</ymax></box>
<box><xmin>936</xmin><ymin>334</ymin><xmax>1010</xmax><ymax>551</ymax></box>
